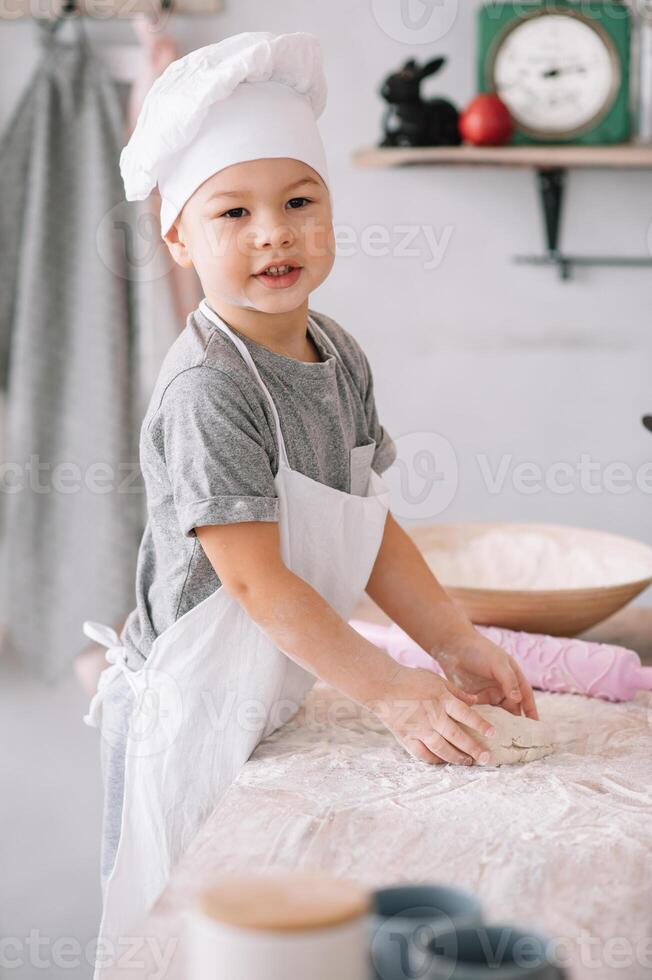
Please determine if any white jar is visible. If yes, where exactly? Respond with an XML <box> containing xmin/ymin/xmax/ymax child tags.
<box><xmin>186</xmin><ymin>871</ymin><xmax>370</xmax><ymax>980</ymax></box>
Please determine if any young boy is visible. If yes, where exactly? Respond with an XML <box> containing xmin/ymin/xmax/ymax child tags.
<box><xmin>84</xmin><ymin>30</ymin><xmax>537</xmax><ymax>960</ymax></box>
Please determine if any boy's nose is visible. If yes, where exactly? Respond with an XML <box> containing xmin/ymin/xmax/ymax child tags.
<box><xmin>253</xmin><ymin>221</ymin><xmax>295</xmax><ymax>250</ymax></box>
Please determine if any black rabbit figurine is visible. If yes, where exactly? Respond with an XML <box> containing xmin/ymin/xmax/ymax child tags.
<box><xmin>379</xmin><ymin>56</ymin><xmax>461</xmax><ymax>147</ymax></box>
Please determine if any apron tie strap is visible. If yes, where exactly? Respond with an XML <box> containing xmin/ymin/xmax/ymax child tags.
<box><xmin>82</xmin><ymin>620</ymin><xmax>140</xmax><ymax>728</ymax></box>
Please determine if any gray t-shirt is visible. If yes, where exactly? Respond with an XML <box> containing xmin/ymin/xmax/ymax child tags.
<box><xmin>121</xmin><ymin>303</ymin><xmax>397</xmax><ymax>664</ymax></box>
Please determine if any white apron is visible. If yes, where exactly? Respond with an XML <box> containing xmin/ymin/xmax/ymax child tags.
<box><xmin>82</xmin><ymin>301</ymin><xmax>391</xmax><ymax>977</ymax></box>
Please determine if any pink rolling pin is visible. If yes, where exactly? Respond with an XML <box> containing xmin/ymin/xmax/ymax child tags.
<box><xmin>348</xmin><ymin>619</ymin><xmax>652</xmax><ymax>702</ymax></box>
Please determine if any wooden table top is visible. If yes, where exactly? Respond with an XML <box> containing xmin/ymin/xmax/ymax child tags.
<box><xmin>103</xmin><ymin>608</ymin><xmax>652</xmax><ymax>980</ymax></box>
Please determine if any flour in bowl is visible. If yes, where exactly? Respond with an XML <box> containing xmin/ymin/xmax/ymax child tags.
<box><xmin>426</xmin><ymin>529</ymin><xmax>652</xmax><ymax>590</ymax></box>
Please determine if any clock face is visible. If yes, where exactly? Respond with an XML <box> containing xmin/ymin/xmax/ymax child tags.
<box><xmin>490</xmin><ymin>13</ymin><xmax>618</xmax><ymax>138</ymax></box>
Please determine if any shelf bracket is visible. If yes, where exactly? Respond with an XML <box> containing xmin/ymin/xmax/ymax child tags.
<box><xmin>512</xmin><ymin>166</ymin><xmax>652</xmax><ymax>281</ymax></box>
<box><xmin>539</xmin><ymin>168</ymin><xmax>567</xmax><ymax>276</ymax></box>
<box><xmin>513</xmin><ymin>167</ymin><xmax>571</xmax><ymax>280</ymax></box>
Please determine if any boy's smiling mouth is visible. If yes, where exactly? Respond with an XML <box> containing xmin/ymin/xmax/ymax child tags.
<box><xmin>253</xmin><ymin>261</ymin><xmax>303</xmax><ymax>288</ymax></box>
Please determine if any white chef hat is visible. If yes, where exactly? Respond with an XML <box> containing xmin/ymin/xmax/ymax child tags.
<box><xmin>119</xmin><ymin>31</ymin><xmax>330</xmax><ymax>239</ymax></box>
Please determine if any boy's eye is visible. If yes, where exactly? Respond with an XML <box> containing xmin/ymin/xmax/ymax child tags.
<box><xmin>219</xmin><ymin>198</ymin><xmax>311</xmax><ymax>220</ymax></box>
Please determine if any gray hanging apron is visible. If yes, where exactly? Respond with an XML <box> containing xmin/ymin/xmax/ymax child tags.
<box><xmin>0</xmin><ymin>16</ymin><xmax>143</xmax><ymax>681</ymax></box>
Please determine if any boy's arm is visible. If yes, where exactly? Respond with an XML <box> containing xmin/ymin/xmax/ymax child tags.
<box><xmin>365</xmin><ymin>512</ymin><xmax>477</xmax><ymax>655</ymax></box>
<box><xmin>195</xmin><ymin>519</ymin><xmax>405</xmax><ymax>706</ymax></box>
<box><xmin>195</xmin><ymin>519</ymin><xmax>498</xmax><ymax>766</ymax></box>
<box><xmin>364</xmin><ymin>513</ymin><xmax>539</xmax><ymax>719</ymax></box>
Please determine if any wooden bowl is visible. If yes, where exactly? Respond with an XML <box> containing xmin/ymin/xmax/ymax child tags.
<box><xmin>355</xmin><ymin>522</ymin><xmax>652</xmax><ymax>637</ymax></box>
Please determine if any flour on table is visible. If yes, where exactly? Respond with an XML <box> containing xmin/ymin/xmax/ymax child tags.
<box><xmin>458</xmin><ymin>704</ymin><xmax>555</xmax><ymax>766</ymax></box>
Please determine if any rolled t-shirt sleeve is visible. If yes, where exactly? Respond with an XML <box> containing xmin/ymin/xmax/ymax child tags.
<box><xmin>154</xmin><ymin>367</ymin><xmax>279</xmax><ymax>537</ymax></box>
<box><xmin>360</xmin><ymin>350</ymin><xmax>397</xmax><ymax>475</ymax></box>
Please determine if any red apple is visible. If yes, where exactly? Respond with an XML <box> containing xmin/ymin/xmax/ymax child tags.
<box><xmin>459</xmin><ymin>93</ymin><xmax>513</xmax><ymax>146</ymax></box>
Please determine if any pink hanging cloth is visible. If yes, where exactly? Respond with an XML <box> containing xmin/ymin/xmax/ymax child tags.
<box><xmin>127</xmin><ymin>15</ymin><xmax>204</xmax><ymax>419</ymax></box>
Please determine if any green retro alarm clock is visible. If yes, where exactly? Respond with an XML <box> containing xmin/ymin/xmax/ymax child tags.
<box><xmin>477</xmin><ymin>1</ymin><xmax>632</xmax><ymax>144</ymax></box>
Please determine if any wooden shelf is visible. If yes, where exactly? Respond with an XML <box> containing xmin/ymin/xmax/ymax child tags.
<box><xmin>353</xmin><ymin>143</ymin><xmax>652</xmax><ymax>171</ymax></box>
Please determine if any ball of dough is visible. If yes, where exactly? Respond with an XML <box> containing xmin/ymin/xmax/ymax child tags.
<box><xmin>458</xmin><ymin>704</ymin><xmax>554</xmax><ymax>766</ymax></box>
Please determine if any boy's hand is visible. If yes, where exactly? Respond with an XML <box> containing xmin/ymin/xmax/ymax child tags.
<box><xmin>434</xmin><ymin>628</ymin><xmax>539</xmax><ymax>721</ymax></box>
<box><xmin>368</xmin><ymin>666</ymin><xmax>498</xmax><ymax>766</ymax></box>
<box><xmin>363</xmin><ymin>515</ymin><xmax>539</xmax><ymax>724</ymax></box>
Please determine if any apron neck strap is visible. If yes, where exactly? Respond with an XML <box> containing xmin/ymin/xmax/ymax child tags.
<box><xmin>198</xmin><ymin>300</ymin><xmax>292</xmax><ymax>469</ymax></box>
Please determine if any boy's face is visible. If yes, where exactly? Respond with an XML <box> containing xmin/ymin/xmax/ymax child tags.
<box><xmin>164</xmin><ymin>158</ymin><xmax>335</xmax><ymax>316</ymax></box>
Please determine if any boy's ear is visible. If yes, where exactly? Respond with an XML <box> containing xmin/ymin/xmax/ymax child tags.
<box><xmin>163</xmin><ymin>219</ymin><xmax>194</xmax><ymax>269</ymax></box>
